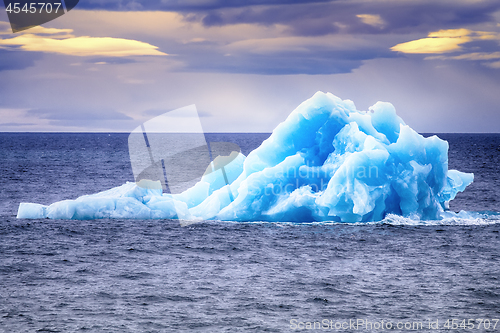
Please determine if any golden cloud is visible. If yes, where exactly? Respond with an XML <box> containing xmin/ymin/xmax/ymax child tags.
<box><xmin>427</xmin><ymin>28</ymin><xmax>471</xmax><ymax>38</ymax></box>
<box><xmin>391</xmin><ymin>29</ymin><xmax>498</xmax><ymax>54</ymax></box>
<box><xmin>0</xmin><ymin>21</ymin><xmax>166</xmax><ymax>57</ymax></box>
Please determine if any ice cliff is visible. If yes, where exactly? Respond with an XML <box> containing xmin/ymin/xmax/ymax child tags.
<box><xmin>17</xmin><ymin>92</ymin><xmax>473</xmax><ymax>223</ymax></box>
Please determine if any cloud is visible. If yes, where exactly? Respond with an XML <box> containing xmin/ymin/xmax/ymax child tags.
<box><xmin>0</xmin><ymin>22</ymin><xmax>167</xmax><ymax>57</ymax></box>
<box><xmin>427</xmin><ymin>51</ymin><xmax>500</xmax><ymax>61</ymax></box>
<box><xmin>26</xmin><ymin>108</ymin><xmax>135</xmax><ymax>128</ymax></box>
<box><xmin>0</xmin><ymin>108</ymin><xmax>38</xmax><ymax>131</ymax></box>
<box><xmin>0</xmin><ymin>21</ymin><xmax>72</xmax><ymax>36</ymax></box>
<box><xmin>425</xmin><ymin>51</ymin><xmax>500</xmax><ymax>69</ymax></box>
<box><xmin>28</xmin><ymin>108</ymin><xmax>132</xmax><ymax>120</ymax></box>
<box><xmin>0</xmin><ymin>122</ymin><xmax>36</xmax><ymax>126</ymax></box>
<box><xmin>356</xmin><ymin>14</ymin><xmax>385</xmax><ymax>28</ymax></box>
<box><xmin>391</xmin><ymin>29</ymin><xmax>498</xmax><ymax>54</ymax></box>
<box><xmin>24</xmin><ymin>0</ymin><xmax>496</xmax><ymax>75</ymax></box>
<box><xmin>487</xmin><ymin>61</ymin><xmax>500</xmax><ymax>68</ymax></box>
<box><xmin>86</xmin><ymin>57</ymin><xmax>137</xmax><ymax>64</ymax></box>
<box><xmin>0</xmin><ymin>34</ymin><xmax>167</xmax><ymax>57</ymax></box>
<box><xmin>192</xmin><ymin>0</ymin><xmax>500</xmax><ymax>36</ymax></box>
<box><xmin>29</xmin><ymin>0</ymin><xmax>498</xmax><ymax>38</ymax></box>
<box><xmin>44</xmin><ymin>10</ymin><xmax>396</xmax><ymax>74</ymax></box>
<box><xmin>74</xmin><ymin>0</ymin><xmax>332</xmax><ymax>11</ymax></box>
<box><xmin>0</xmin><ymin>24</ymin><xmax>73</xmax><ymax>36</ymax></box>
<box><xmin>0</xmin><ymin>49</ymin><xmax>42</xmax><ymax>71</ymax></box>
<box><xmin>143</xmin><ymin>108</ymin><xmax>212</xmax><ymax>118</ymax></box>
<box><xmin>0</xmin><ymin>106</ymin><xmax>138</xmax><ymax>131</ymax></box>
<box><xmin>222</xmin><ymin>34</ymin><xmax>377</xmax><ymax>54</ymax></box>
<box><xmin>391</xmin><ymin>34</ymin><xmax>471</xmax><ymax>54</ymax></box>
<box><xmin>393</xmin><ymin>28</ymin><xmax>500</xmax><ymax>68</ymax></box>
<box><xmin>1</xmin><ymin>1</ymin><xmax>499</xmax><ymax>75</ymax></box>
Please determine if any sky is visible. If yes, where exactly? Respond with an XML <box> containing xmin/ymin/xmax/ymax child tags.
<box><xmin>0</xmin><ymin>0</ymin><xmax>499</xmax><ymax>133</ymax></box>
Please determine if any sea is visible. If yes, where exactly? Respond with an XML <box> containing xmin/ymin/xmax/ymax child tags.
<box><xmin>0</xmin><ymin>133</ymin><xmax>499</xmax><ymax>332</ymax></box>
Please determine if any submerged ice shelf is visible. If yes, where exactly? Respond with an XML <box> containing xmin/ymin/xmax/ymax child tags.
<box><xmin>17</xmin><ymin>92</ymin><xmax>473</xmax><ymax>223</ymax></box>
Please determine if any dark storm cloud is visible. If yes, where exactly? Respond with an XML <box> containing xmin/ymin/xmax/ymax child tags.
<box><xmin>3</xmin><ymin>0</ymin><xmax>498</xmax><ymax>75</ymax></box>
<box><xmin>163</xmin><ymin>0</ymin><xmax>499</xmax><ymax>74</ymax></box>
<box><xmin>0</xmin><ymin>50</ymin><xmax>42</xmax><ymax>71</ymax></box>
<box><xmin>75</xmin><ymin>0</ymin><xmax>331</xmax><ymax>11</ymax></box>
<box><xmin>197</xmin><ymin>1</ymin><xmax>500</xmax><ymax>36</ymax></box>
<box><xmin>74</xmin><ymin>0</ymin><xmax>500</xmax><ymax>36</ymax></box>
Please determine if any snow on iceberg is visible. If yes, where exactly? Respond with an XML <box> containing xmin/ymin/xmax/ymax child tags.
<box><xmin>17</xmin><ymin>92</ymin><xmax>473</xmax><ymax>223</ymax></box>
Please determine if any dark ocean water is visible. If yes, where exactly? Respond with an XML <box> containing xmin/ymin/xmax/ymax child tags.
<box><xmin>1</xmin><ymin>133</ymin><xmax>500</xmax><ymax>332</ymax></box>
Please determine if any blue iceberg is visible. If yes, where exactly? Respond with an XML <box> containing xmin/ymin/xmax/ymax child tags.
<box><xmin>17</xmin><ymin>92</ymin><xmax>473</xmax><ymax>223</ymax></box>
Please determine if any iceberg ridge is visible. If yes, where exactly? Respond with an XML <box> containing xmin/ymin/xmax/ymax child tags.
<box><xmin>17</xmin><ymin>92</ymin><xmax>473</xmax><ymax>223</ymax></box>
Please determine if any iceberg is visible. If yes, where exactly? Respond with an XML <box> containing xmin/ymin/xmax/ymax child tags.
<box><xmin>17</xmin><ymin>92</ymin><xmax>473</xmax><ymax>223</ymax></box>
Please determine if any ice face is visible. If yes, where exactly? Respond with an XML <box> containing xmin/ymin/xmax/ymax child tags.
<box><xmin>17</xmin><ymin>92</ymin><xmax>473</xmax><ymax>222</ymax></box>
